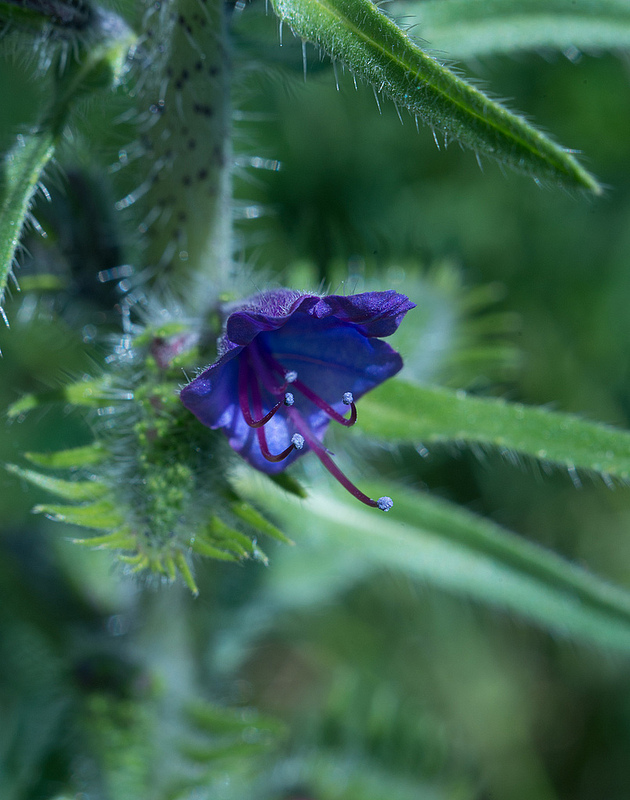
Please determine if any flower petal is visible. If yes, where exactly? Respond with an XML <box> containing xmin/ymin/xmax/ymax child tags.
<box><xmin>181</xmin><ymin>288</ymin><xmax>415</xmax><ymax>475</ymax></box>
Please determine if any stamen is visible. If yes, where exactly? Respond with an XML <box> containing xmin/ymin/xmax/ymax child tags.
<box><xmin>377</xmin><ymin>496</ymin><xmax>393</xmax><ymax>512</ymax></box>
<box><xmin>247</xmin><ymin>354</ymin><xmax>302</xmax><ymax>463</ymax></box>
<box><xmin>238</xmin><ymin>357</ymin><xmax>283</xmax><ymax>428</ymax></box>
<box><xmin>260</xmin><ymin>439</ymin><xmax>301</xmax><ymax>463</ymax></box>
<box><xmin>286</xmin><ymin>407</ymin><xmax>392</xmax><ymax>511</ymax></box>
<box><xmin>284</xmin><ymin>392</ymin><xmax>295</xmax><ymax>406</ymax></box>
<box><xmin>289</xmin><ymin>377</ymin><xmax>357</xmax><ymax>426</ymax></box>
<box><xmin>260</xmin><ymin>350</ymin><xmax>358</xmax><ymax>427</ymax></box>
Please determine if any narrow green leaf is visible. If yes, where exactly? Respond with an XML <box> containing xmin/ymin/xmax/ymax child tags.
<box><xmin>267</xmin><ymin>471</ymin><xmax>309</xmax><ymax>498</ymax></box>
<box><xmin>396</xmin><ymin>0</ymin><xmax>630</xmax><ymax>60</ymax></box>
<box><xmin>0</xmin><ymin>130</ymin><xmax>56</xmax><ymax>310</ymax></box>
<box><xmin>73</xmin><ymin>530</ymin><xmax>137</xmax><ymax>549</ymax></box>
<box><xmin>230</xmin><ymin>500</ymin><xmax>293</xmax><ymax>544</ymax></box>
<box><xmin>7</xmin><ymin>377</ymin><xmax>129</xmax><ymax>418</ymax></box>
<box><xmin>6</xmin><ymin>463</ymin><xmax>108</xmax><ymax>501</ymax></box>
<box><xmin>174</xmin><ymin>552</ymin><xmax>199</xmax><ymax>597</ymax></box>
<box><xmin>34</xmin><ymin>499</ymin><xmax>124</xmax><ymax>529</ymax></box>
<box><xmin>359</xmin><ymin>380</ymin><xmax>630</xmax><ymax>481</ymax></box>
<box><xmin>270</xmin><ymin>0</ymin><xmax>601</xmax><ymax>193</ymax></box>
<box><xmin>25</xmin><ymin>443</ymin><xmax>107</xmax><ymax>468</ymax></box>
<box><xmin>241</xmin><ymin>476</ymin><xmax>630</xmax><ymax>651</ymax></box>
<box><xmin>0</xmin><ymin>10</ymin><xmax>135</xmax><ymax>312</ymax></box>
<box><xmin>190</xmin><ymin>536</ymin><xmax>240</xmax><ymax>561</ymax></box>
<box><xmin>15</xmin><ymin>273</ymin><xmax>66</xmax><ymax>292</ymax></box>
<box><xmin>210</xmin><ymin>517</ymin><xmax>256</xmax><ymax>554</ymax></box>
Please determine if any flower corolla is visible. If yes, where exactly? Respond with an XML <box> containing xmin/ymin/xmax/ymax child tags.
<box><xmin>180</xmin><ymin>288</ymin><xmax>415</xmax><ymax>510</ymax></box>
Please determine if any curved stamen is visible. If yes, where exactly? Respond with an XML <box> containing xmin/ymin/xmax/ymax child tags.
<box><xmin>259</xmin><ymin>438</ymin><xmax>301</xmax><ymax>462</ymax></box>
<box><xmin>256</xmin><ymin>346</ymin><xmax>358</xmax><ymax>427</ymax></box>
<box><xmin>248</xmin><ymin>354</ymin><xmax>302</xmax><ymax>463</ymax></box>
<box><xmin>238</xmin><ymin>356</ymin><xmax>284</xmax><ymax>428</ymax></box>
<box><xmin>286</xmin><ymin>406</ymin><xmax>392</xmax><ymax>511</ymax></box>
<box><xmin>248</xmin><ymin>341</ymin><xmax>291</xmax><ymax>396</ymax></box>
<box><xmin>291</xmin><ymin>377</ymin><xmax>357</xmax><ymax>426</ymax></box>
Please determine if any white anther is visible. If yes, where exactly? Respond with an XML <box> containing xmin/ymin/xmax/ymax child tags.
<box><xmin>377</xmin><ymin>496</ymin><xmax>393</xmax><ymax>512</ymax></box>
<box><xmin>291</xmin><ymin>433</ymin><xmax>305</xmax><ymax>450</ymax></box>
<box><xmin>342</xmin><ymin>391</ymin><xmax>354</xmax><ymax>405</ymax></box>
<box><xmin>284</xmin><ymin>392</ymin><xmax>295</xmax><ymax>406</ymax></box>
<box><xmin>285</xmin><ymin>370</ymin><xmax>298</xmax><ymax>384</ymax></box>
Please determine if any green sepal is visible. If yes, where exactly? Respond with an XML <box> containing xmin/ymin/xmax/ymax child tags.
<box><xmin>7</xmin><ymin>377</ymin><xmax>130</xmax><ymax>418</ymax></box>
<box><xmin>34</xmin><ymin>499</ymin><xmax>125</xmax><ymax>529</ymax></box>
<box><xmin>72</xmin><ymin>530</ymin><xmax>137</xmax><ymax>549</ymax></box>
<box><xmin>230</xmin><ymin>499</ymin><xmax>293</xmax><ymax>545</ymax></box>
<box><xmin>189</xmin><ymin>535</ymin><xmax>241</xmax><ymax>561</ymax></box>
<box><xmin>173</xmin><ymin>552</ymin><xmax>199</xmax><ymax>597</ymax></box>
<box><xmin>25</xmin><ymin>443</ymin><xmax>107</xmax><ymax>468</ymax></box>
<box><xmin>6</xmin><ymin>463</ymin><xmax>109</xmax><ymax>501</ymax></box>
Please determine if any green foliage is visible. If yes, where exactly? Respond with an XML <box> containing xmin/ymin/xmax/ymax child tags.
<box><xmin>360</xmin><ymin>380</ymin><xmax>630</xmax><ymax>481</ymax></box>
<box><xmin>239</xmin><ymin>474</ymin><xmax>630</xmax><ymax>651</ymax></box>
<box><xmin>0</xmin><ymin>1</ymin><xmax>135</xmax><ymax>312</ymax></box>
<box><xmin>270</xmin><ymin>0</ymin><xmax>601</xmax><ymax>192</ymax></box>
<box><xmin>3</xmin><ymin>0</ymin><xmax>630</xmax><ymax>797</ymax></box>
<box><xmin>398</xmin><ymin>0</ymin><xmax>630</xmax><ymax>59</ymax></box>
<box><xmin>7</xmin><ymin>316</ymin><xmax>290</xmax><ymax>593</ymax></box>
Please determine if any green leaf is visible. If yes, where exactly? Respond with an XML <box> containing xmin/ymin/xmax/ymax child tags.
<box><xmin>25</xmin><ymin>443</ymin><xmax>107</xmax><ymax>468</ymax></box>
<box><xmin>395</xmin><ymin>0</ymin><xmax>630</xmax><ymax>60</ymax></box>
<box><xmin>240</xmin><ymin>475</ymin><xmax>630</xmax><ymax>652</ymax></box>
<box><xmin>267</xmin><ymin>470</ymin><xmax>309</xmax><ymax>498</ymax></box>
<box><xmin>0</xmin><ymin>10</ymin><xmax>135</xmax><ymax>313</ymax></box>
<box><xmin>270</xmin><ymin>0</ymin><xmax>601</xmax><ymax>193</ymax></box>
<box><xmin>359</xmin><ymin>380</ymin><xmax>630</xmax><ymax>481</ymax></box>
<box><xmin>230</xmin><ymin>500</ymin><xmax>293</xmax><ymax>544</ymax></box>
<box><xmin>6</xmin><ymin>464</ymin><xmax>109</xmax><ymax>501</ymax></box>
<box><xmin>34</xmin><ymin>499</ymin><xmax>125</xmax><ymax>530</ymax></box>
<box><xmin>0</xmin><ymin>130</ymin><xmax>56</xmax><ymax>312</ymax></box>
<box><xmin>7</xmin><ymin>377</ymin><xmax>130</xmax><ymax>418</ymax></box>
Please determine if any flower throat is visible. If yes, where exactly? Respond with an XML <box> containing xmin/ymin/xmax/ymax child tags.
<box><xmin>238</xmin><ymin>339</ymin><xmax>393</xmax><ymax>512</ymax></box>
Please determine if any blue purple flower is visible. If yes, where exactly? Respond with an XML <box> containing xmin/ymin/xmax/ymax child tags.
<box><xmin>180</xmin><ymin>288</ymin><xmax>415</xmax><ymax>510</ymax></box>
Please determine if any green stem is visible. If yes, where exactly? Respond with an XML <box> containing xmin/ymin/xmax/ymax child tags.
<box><xmin>132</xmin><ymin>0</ymin><xmax>232</xmax><ymax>301</ymax></box>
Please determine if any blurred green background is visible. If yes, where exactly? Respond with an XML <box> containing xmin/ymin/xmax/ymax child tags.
<box><xmin>2</xmin><ymin>2</ymin><xmax>630</xmax><ymax>798</ymax></box>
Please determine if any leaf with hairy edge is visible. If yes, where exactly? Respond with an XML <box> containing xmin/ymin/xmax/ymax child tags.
<box><xmin>270</xmin><ymin>0</ymin><xmax>601</xmax><ymax>193</ymax></box>
<box><xmin>359</xmin><ymin>380</ymin><xmax>630</xmax><ymax>481</ymax></box>
<box><xmin>395</xmin><ymin>0</ymin><xmax>630</xmax><ymax>60</ymax></box>
<box><xmin>34</xmin><ymin>500</ymin><xmax>125</xmax><ymax>529</ymax></box>
<box><xmin>25</xmin><ymin>443</ymin><xmax>107</xmax><ymax>468</ymax></box>
<box><xmin>240</xmin><ymin>475</ymin><xmax>630</xmax><ymax>652</ymax></box>
<box><xmin>0</xmin><ymin>8</ymin><xmax>135</xmax><ymax>314</ymax></box>
<box><xmin>6</xmin><ymin>464</ymin><xmax>109</xmax><ymax>501</ymax></box>
<box><xmin>7</xmin><ymin>377</ymin><xmax>130</xmax><ymax>418</ymax></box>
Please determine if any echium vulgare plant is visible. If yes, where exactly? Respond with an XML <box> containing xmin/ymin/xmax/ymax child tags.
<box><xmin>5</xmin><ymin>0</ymin><xmax>630</xmax><ymax>796</ymax></box>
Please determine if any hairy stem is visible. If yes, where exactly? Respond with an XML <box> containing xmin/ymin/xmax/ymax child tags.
<box><xmin>132</xmin><ymin>0</ymin><xmax>232</xmax><ymax>301</ymax></box>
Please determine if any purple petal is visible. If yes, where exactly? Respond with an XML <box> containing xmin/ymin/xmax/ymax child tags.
<box><xmin>308</xmin><ymin>290</ymin><xmax>416</xmax><ymax>337</ymax></box>
<box><xmin>180</xmin><ymin>287</ymin><xmax>415</xmax><ymax>475</ymax></box>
